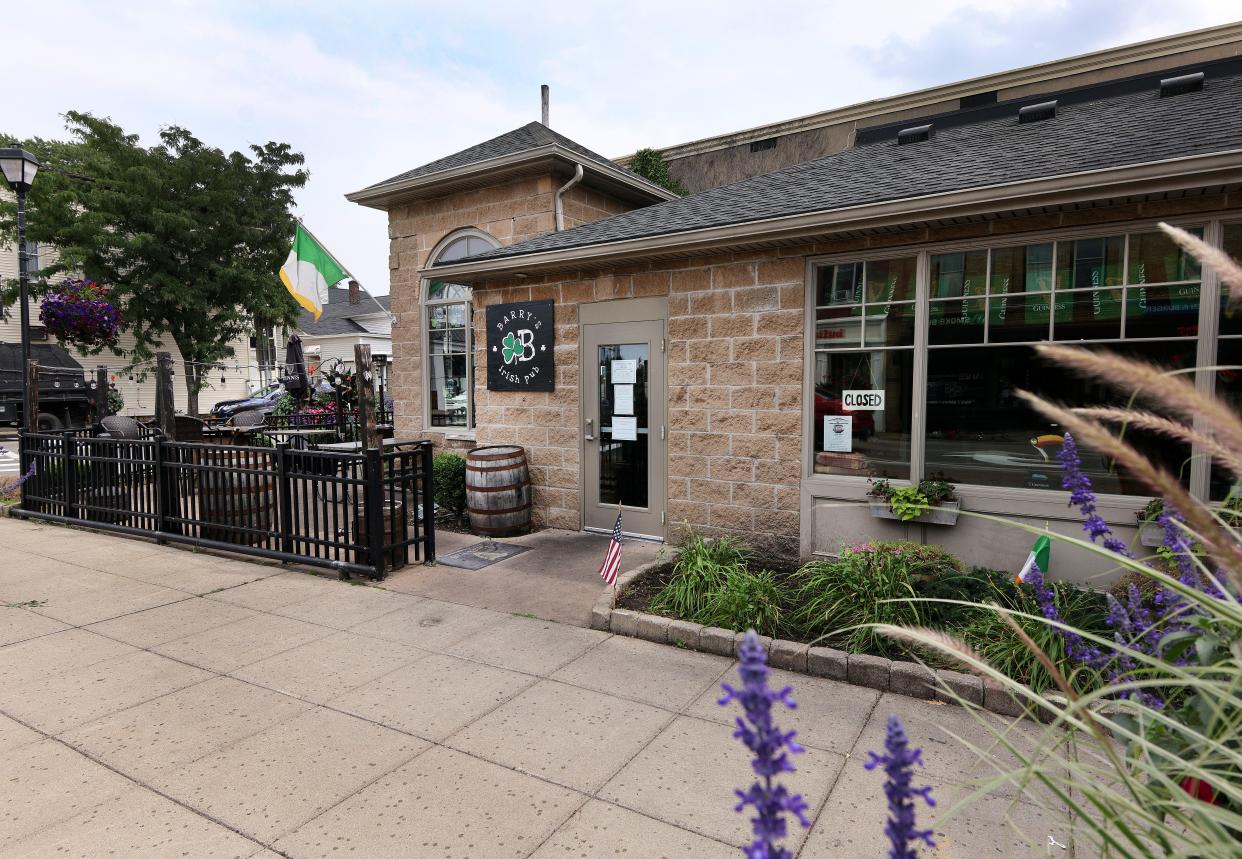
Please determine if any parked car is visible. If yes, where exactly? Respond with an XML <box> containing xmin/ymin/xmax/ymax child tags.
<box><xmin>0</xmin><ymin>343</ymin><xmax>93</xmax><ymax>429</ymax></box>
<box><xmin>210</xmin><ymin>383</ymin><xmax>284</xmax><ymax>420</ymax></box>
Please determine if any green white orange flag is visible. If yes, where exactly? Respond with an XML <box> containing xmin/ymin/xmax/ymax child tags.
<box><xmin>1016</xmin><ymin>534</ymin><xmax>1051</xmax><ymax>583</ymax></box>
<box><xmin>279</xmin><ymin>223</ymin><xmax>348</xmax><ymax>320</ymax></box>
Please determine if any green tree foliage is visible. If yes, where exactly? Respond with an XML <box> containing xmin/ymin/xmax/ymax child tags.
<box><xmin>628</xmin><ymin>148</ymin><xmax>686</xmax><ymax>196</ymax></box>
<box><xmin>0</xmin><ymin>112</ymin><xmax>307</xmax><ymax>414</ymax></box>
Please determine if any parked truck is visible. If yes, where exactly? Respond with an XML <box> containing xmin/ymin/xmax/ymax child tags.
<box><xmin>0</xmin><ymin>343</ymin><xmax>93</xmax><ymax>430</ymax></box>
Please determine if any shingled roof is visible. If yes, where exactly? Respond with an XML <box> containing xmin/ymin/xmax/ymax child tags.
<box><xmin>440</xmin><ymin>70</ymin><xmax>1242</xmax><ymax>268</ymax></box>
<box><xmin>298</xmin><ymin>287</ymin><xmax>390</xmax><ymax>337</ymax></box>
<box><xmin>351</xmin><ymin>121</ymin><xmax>672</xmax><ymax>201</ymax></box>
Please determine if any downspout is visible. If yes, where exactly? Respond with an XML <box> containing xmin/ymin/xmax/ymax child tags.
<box><xmin>553</xmin><ymin>163</ymin><xmax>584</xmax><ymax>231</ymax></box>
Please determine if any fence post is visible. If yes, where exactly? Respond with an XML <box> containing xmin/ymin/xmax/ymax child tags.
<box><xmin>93</xmin><ymin>365</ymin><xmax>108</xmax><ymax>425</ymax></box>
<box><xmin>353</xmin><ymin>344</ymin><xmax>381</xmax><ymax>452</ymax></box>
<box><xmin>153</xmin><ymin>435</ymin><xmax>171</xmax><ymax>542</ymax></box>
<box><xmin>275</xmin><ymin>442</ymin><xmax>293</xmax><ymax>555</ymax></box>
<box><xmin>364</xmin><ymin>447</ymin><xmax>386</xmax><ymax>580</ymax></box>
<box><xmin>25</xmin><ymin>359</ymin><xmax>39</xmax><ymax>431</ymax></box>
<box><xmin>154</xmin><ymin>352</ymin><xmax>175</xmax><ymax>440</ymax></box>
<box><xmin>421</xmin><ymin>440</ymin><xmax>436</xmax><ymax>564</ymax></box>
<box><xmin>63</xmin><ymin>430</ymin><xmax>78</xmax><ymax>520</ymax></box>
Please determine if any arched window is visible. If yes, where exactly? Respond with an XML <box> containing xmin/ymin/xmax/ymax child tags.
<box><xmin>423</xmin><ymin>229</ymin><xmax>498</xmax><ymax>429</ymax></box>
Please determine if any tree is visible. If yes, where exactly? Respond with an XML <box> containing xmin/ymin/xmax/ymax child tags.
<box><xmin>628</xmin><ymin>148</ymin><xmax>687</xmax><ymax>196</ymax></box>
<box><xmin>1</xmin><ymin>112</ymin><xmax>307</xmax><ymax>414</ymax></box>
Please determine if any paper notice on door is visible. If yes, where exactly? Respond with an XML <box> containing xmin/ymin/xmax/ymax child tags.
<box><xmin>610</xmin><ymin>359</ymin><xmax>637</xmax><ymax>384</ymax></box>
<box><xmin>823</xmin><ymin>415</ymin><xmax>852</xmax><ymax>452</ymax></box>
<box><xmin>613</xmin><ymin>384</ymin><xmax>634</xmax><ymax>415</ymax></box>
<box><xmin>611</xmin><ymin>416</ymin><xmax>638</xmax><ymax>441</ymax></box>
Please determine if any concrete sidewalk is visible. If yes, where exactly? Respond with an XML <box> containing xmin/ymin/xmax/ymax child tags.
<box><xmin>384</xmin><ymin>528</ymin><xmax>667</xmax><ymax>627</ymax></box>
<box><xmin>0</xmin><ymin>517</ymin><xmax>1085</xmax><ymax>857</ymax></box>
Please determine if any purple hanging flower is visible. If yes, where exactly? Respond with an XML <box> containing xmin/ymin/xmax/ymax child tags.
<box><xmin>39</xmin><ymin>279</ymin><xmax>122</xmax><ymax>349</ymax></box>
<box><xmin>865</xmin><ymin>714</ymin><xmax>936</xmax><ymax>859</ymax></box>
<box><xmin>719</xmin><ymin>629</ymin><xmax>811</xmax><ymax>859</ymax></box>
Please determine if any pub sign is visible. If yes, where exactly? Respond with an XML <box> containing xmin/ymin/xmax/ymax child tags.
<box><xmin>486</xmin><ymin>299</ymin><xmax>555</xmax><ymax>392</ymax></box>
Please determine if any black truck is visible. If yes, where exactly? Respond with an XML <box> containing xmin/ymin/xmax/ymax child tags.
<box><xmin>0</xmin><ymin>342</ymin><xmax>93</xmax><ymax>430</ymax></box>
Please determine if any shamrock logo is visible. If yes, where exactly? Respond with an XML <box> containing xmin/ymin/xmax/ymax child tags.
<box><xmin>501</xmin><ymin>331</ymin><xmax>521</xmax><ymax>365</ymax></box>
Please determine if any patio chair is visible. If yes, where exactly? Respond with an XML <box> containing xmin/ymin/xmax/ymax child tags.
<box><xmin>173</xmin><ymin>415</ymin><xmax>207</xmax><ymax>443</ymax></box>
<box><xmin>229</xmin><ymin>410</ymin><xmax>267</xmax><ymax>429</ymax></box>
<box><xmin>99</xmin><ymin>415</ymin><xmax>146</xmax><ymax>440</ymax></box>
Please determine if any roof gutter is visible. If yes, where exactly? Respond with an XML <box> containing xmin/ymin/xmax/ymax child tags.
<box><xmin>426</xmin><ymin>149</ymin><xmax>1242</xmax><ymax>281</ymax></box>
<box><xmin>346</xmin><ymin>143</ymin><xmax>676</xmax><ymax>208</ymax></box>
<box><xmin>554</xmin><ymin>163</ymin><xmax>584</xmax><ymax>231</ymax></box>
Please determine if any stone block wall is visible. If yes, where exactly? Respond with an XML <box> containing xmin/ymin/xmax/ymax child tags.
<box><xmin>468</xmin><ymin>247</ymin><xmax>809</xmax><ymax>550</ymax></box>
<box><xmin>385</xmin><ymin>174</ymin><xmax>639</xmax><ymax>451</ymax></box>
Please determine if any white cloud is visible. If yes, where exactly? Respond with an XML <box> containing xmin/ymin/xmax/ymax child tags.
<box><xmin>11</xmin><ymin>0</ymin><xmax>1241</xmax><ymax>292</ymax></box>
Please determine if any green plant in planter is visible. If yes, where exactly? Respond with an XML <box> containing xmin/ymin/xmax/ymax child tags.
<box><xmin>650</xmin><ymin>526</ymin><xmax>750</xmax><ymax>620</ymax></box>
<box><xmin>106</xmin><ymin>387</ymin><xmax>124</xmax><ymax>416</ymax></box>
<box><xmin>1137</xmin><ymin>497</ymin><xmax>1165</xmax><ymax>524</ymax></box>
<box><xmin>888</xmin><ymin>486</ymin><xmax>931</xmax><ymax>521</ymax></box>
<box><xmin>868</xmin><ymin>478</ymin><xmax>957</xmax><ymax>521</ymax></box>
<box><xmin>432</xmin><ymin>454</ymin><xmax>467</xmax><ymax>522</ymax></box>
<box><xmin>696</xmin><ymin>568</ymin><xmax>786</xmax><ymax>637</ymax></box>
<box><xmin>789</xmin><ymin>543</ymin><xmax>922</xmax><ymax>656</ymax></box>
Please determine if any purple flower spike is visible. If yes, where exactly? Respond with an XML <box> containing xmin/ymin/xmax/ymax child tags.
<box><xmin>866</xmin><ymin>714</ymin><xmax>936</xmax><ymax>859</ymax></box>
<box><xmin>1056</xmin><ymin>433</ymin><xmax>1132</xmax><ymax>557</ymax></box>
<box><xmin>720</xmin><ymin>629</ymin><xmax>810</xmax><ymax>859</ymax></box>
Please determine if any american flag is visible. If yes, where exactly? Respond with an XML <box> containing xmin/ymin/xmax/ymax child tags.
<box><xmin>598</xmin><ymin>510</ymin><xmax>623</xmax><ymax>586</ymax></box>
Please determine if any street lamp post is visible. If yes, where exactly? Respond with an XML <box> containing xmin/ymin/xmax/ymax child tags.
<box><xmin>0</xmin><ymin>147</ymin><xmax>41</xmax><ymax>429</ymax></box>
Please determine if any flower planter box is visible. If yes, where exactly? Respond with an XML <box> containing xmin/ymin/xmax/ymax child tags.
<box><xmin>868</xmin><ymin>499</ymin><xmax>961</xmax><ymax>526</ymax></box>
<box><xmin>1139</xmin><ymin>522</ymin><xmax>1165</xmax><ymax>547</ymax></box>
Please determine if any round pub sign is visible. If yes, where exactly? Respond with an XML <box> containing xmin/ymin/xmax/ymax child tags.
<box><xmin>486</xmin><ymin>299</ymin><xmax>556</xmax><ymax>391</ymax></box>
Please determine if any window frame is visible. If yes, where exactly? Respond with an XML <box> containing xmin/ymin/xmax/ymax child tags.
<box><xmin>802</xmin><ymin>216</ymin><xmax>1222</xmax><ymax>507</ymax></box>
<box><xmin>420</xmin><ymin>228</ymin><xmax>499</xmax><ymax>433</ymax></box>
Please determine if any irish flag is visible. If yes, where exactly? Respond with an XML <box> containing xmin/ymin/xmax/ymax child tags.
<box><xmin>279</xmin><ymin>223</ymin><xmax>348</xmax><ymax>320</ymax></box>
<box><xmin>1016</xmin><ymin>534</ymin><xmax>1051</xmax><ymax>583</ymax></box>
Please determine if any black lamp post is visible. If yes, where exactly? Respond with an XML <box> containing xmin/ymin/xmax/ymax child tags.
<box><xmin>372</xmin><ymin>353</ymin><xmax>388</xmax><ymax>422</ymax></box>
<box><xmin>0</xmin><ymin>147</ymin><xmax>41</xmax><ymax>429</ymax></box>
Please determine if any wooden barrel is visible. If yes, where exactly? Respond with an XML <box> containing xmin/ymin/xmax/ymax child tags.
<box><xmin>200</xmin><ymin>450</ymin><xmax>274</xmax><ymax>545</ymax></box>
<box><xmin>465</xmin><ymin>445</ymin><xmax>531</xmax><ymax>537</ymax></box>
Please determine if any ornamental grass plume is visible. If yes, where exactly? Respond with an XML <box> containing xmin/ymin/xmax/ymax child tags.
<box><xmin>865</xmin><ymin>714</ymin><xmax>936</xmax><ymax>859</ymax></box>
<box><xmin>719</xmin><ymin>629</ymin><xmax>810</xmax><ymax>859</ymax></box>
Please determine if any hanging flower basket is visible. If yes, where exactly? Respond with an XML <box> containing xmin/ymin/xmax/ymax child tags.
<box><xmin>39</xmin><ymin>279</ymin><xmax>122</xmax><ymax>349</ymax></box>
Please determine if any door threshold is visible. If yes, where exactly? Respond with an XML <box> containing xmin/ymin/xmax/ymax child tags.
<box><xmin>584</xmin><ymin>526</ymin><xmax>664</xmax><ymax>543</ymax></box>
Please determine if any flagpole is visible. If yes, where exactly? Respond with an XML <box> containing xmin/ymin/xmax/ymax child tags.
<box><xmin>295</xmin><ymin>218</ymin><xmax>394</xmax><ymax>322</ymax></box>
<box><xmin>613</xmin><ymin>499</ymin><xmax>623</xmax><ymax>592</ymax></box>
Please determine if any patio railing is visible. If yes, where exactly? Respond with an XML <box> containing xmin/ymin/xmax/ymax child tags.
<box><xmin>13</xmin><ymin>430</ymin><xmax>433</xmax><ymax>579</ymax></box>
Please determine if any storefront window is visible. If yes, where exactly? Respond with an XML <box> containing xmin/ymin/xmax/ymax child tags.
<box><xmin>813</xmin><ymin>257</ymin><xmax>915</xmax><ymax>478</ymax></box>
<box><xmin>423</xmin><ymin>230</ymin><xmax>499</xmax><ymax>428</ymax></box>
<box><xmin>1212</xmin><ymin>223</ymin><xmax>1242</xmax><ymax>500</ymax></box>
<box><xmin>810</xmin><ymin>228</ymin><xmax>1211</xmax><ymax>496</ymax></box>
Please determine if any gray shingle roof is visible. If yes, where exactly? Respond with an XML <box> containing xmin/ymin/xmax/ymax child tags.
<box><xmin>358</xmin><ymin>121</ymin><xmax>660</xmax><ymax>193</ymax></box>
<box><xmin>448</xmin><ymin>73</ymin><xmax>1242</xmax><ymax>265</ymax></box>
<box><xmin>298</xmin><ymin>287</ymin><xmax>390</xmax><ymax>336</ymax></box>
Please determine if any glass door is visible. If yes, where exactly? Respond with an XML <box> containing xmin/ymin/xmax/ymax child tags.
<box><xmin>582</xmin><ymin>319</ymin><xmax>665</xmax><ymax>538</ymax></box>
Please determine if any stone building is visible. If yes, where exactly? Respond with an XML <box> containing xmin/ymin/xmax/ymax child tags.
<box><xmin>350</xmin><ymin>24</ymin><xmax>1242</xmax><ymax>581</ymax></box>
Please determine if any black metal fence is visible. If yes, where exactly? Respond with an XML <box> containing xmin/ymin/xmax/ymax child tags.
<box><xmin>13</xmin><ymin>430</ymin><xmax>433</xmax><ymax>579</ymax></box>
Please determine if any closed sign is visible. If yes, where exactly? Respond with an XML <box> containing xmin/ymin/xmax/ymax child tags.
<box><xmin>842</xmin><ymin>389</ymin><xmax>885</xmax><ymax>411</ymax></box>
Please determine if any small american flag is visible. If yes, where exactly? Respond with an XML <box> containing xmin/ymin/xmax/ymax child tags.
<box><xmin>598</xmin><ymin>510</ymin><xmax>623</xmax><ymax>586</ymax></box>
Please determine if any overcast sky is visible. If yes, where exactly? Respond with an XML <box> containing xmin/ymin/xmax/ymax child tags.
<box><xmin>12</xmin><ymin>1</ymin><xmax>1240</xmax><ymax>292</ymax></box>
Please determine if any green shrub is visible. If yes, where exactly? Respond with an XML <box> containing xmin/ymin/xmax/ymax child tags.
<box><xmin>789</xmin><ymin>544</ymin><xmax>923</xmax><ymax>656</ymax></box>
<box><xmin>914</xmin><ymin>565</ymin><xmax>1011</xmax><ymax>626</ymax></box>
<box><xmin>960</xmin><ymin>579</ymin><xmax>1109</xmax><ymax>694</ymax></box>
<box><xmin>695</xmin><ymin>568</ymin><xmax>786</xmax><ymax>637</ymax></box>
<box><xmin>650</xmin><ymin>527</ymin><xmax>749</xmax><ymax>619</ymax></box>
<box><xmin>272</xmin><ymin>393</ymin><xmax>297</xmax><ymax>418</ymax></box>
<box><xmin>432</xmin><ymin>454</ymin><xmax>466</xmax><ymax>521</ymax></box>
<box><xmin>106</xmin><ymin>387</ymin><xmax>124</xmax><ymax>416</ymax></box>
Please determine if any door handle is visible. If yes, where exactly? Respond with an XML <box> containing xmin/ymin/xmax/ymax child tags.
<box><xmin>584</xmin><ymin>417</ymin><xmax>595</xmax><ymax>441</ymax></box>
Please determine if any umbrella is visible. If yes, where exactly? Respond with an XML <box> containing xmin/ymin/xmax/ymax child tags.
<box><xmin>281</xmin><ymin>334</ymin><xmax>309</xmax><ymax>398</ymax></box>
